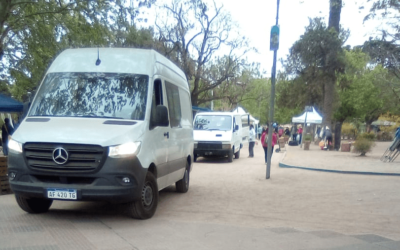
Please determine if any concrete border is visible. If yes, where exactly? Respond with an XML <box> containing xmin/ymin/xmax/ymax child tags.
<box><xmin>278</xmin><ymin>150</ymin><xmax>400</xmax><ymax>176</ymax></box>
<box><xmin>278</xmin><ymin>162</ymin><xmax>400</xmax><ymax>176</ymax></box>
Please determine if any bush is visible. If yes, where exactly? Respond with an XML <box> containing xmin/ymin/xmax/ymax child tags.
<box><xmin>357</xmin><ymin>132</ymin><xmax>376</xmax><ymax>141</ymax></box>
<box><xmin>303</xmin><ymin>134</ymin><xmax>312</xmax><ymax>141</ymax></box>
<box><xmin>377</xmin><ymin>131</ymin><xmax>394</xmax><ymax>141</ymax></box>
<box><xmin>342</xmin><ymin>123</ymin><xmax>357</xmax><ymax>139</ymax></box>
<box><xmin>353</xmin><ymin>137</ymin><xmax>375</xmax><ymax>156</ymax></box>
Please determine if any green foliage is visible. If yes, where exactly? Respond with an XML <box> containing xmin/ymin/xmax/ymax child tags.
<box><xmin>303</xmin><ymin>134</ymin><xmax>312</xmax><ymax>141</ymax></box>
<box><xmin>341</xmin><ymin>122</ymin><xmax>357</xmax><ymax>138</ymax></box>
<box><xmin>357</xmin><ymin>132</ymin><xmax>376</xmax><ymax>141</ymax></box>
<box><xmin>353</xmin><ymin>137</ymin><xmax>375</xmax><ymax>156</ymax></box>
<box><xmin>1</xmin><ymin>0</ymin><xmax>157</xmax><ymax>101</ymax></box>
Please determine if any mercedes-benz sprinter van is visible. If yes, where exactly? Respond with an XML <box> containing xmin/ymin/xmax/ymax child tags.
<box><xmin>8</xmin><ymin>48</ymin><xmax>193</xmax><ymax>219</ymax></box>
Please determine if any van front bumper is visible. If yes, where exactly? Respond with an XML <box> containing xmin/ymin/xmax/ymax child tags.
<box><xmin>194</xmin><ymin>148</ymin><xmax>231</xmax><ymax>157</ymax></box>
<box><xmin>7</xmin><ymin>151</ymin><xmax>147</xmax><ymax>203</ymax></box>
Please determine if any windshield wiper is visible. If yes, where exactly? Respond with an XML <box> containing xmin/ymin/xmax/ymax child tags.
<box><xmin>78</xmin><ymin>115</ymin><xmax>123</xmax><ymax>119</ymax></box>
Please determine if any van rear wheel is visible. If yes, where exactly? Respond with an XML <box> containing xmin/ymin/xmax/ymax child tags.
<box><xmin>127</xmin><ymin>172</ymin><xmax>158</xmax><ymax>219</ymax></box>
<box><xmin>234</xmin><ymin>148</ymin><xmax>240</xmax><ymax>159</ymax></box>
<box><xmin>176</xmin><ymin>162</ymin><xmax>190</xmax><ymax>193</ymax></box>
<box><xmin>15</xmin><ymin>195</ymin><xmax>53</xmax><ymax>214</ymax></box>
<box><xmin>228</xmin><ymin>149</ymin><xmax>233</xmax><ymax>162</ymax></box>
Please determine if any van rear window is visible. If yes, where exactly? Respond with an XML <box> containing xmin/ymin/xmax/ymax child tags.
<box><xmin>29</xmin><ymin>72</ymin><xmax>149</xmax><ymax>120</ymax></box>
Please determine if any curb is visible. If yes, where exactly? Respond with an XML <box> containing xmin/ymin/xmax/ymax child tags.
<box><xmin>278</xmin><ymin>162</ymin><xmax>400</xmax><ymax>176</ymax></box>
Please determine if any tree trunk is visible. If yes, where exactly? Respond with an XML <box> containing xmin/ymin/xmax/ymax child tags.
<box><xmin>322</xmin><ymin>80</ymin><xmax>335</xmax><ymax>128</ymax></box>
<box><xmin>334</xmin><ymin>121</ymin><xmax>342</xmax><ymax>151</ymax></box>
<box><xmin>329</xmin><ymin>0</ymin><xmax>342</xmax><ymax>33</ymax></box>
<box><xmin>322</xmin><ymin>0</ymin><xmax>342</xmax><ymax>129</ymax></box>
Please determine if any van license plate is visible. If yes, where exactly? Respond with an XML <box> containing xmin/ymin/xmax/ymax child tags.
<box><xmin>47</xmin><ymin>188</ymin><xmax>77</xmax><ymax>200</ymax></box>
<box><xmin>205</xmin><ymin>152</ymin><xmax>213</xmax><ymax>155</ymax></box>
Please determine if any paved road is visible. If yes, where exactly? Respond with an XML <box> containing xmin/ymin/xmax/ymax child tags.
<box><xmin>1</xmin><ymin>142</ymin><xmax>400</xmax><ymax>249</ymax></box>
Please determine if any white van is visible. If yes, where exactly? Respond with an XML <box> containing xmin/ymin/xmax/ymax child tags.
<box><xmin>193</xmin><ymin>112</ymin><xmax>248</xmax><ymax>162</ymax></box>
<box><xmin>7</xmin><ymin>48</ymin><xmax>193</xmax><ymax>219</ymax></box>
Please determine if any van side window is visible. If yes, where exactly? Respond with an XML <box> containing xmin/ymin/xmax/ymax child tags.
<box><xmin>165</xmin><ymin>81</ymin><xmax>182</xmax><ymax>128</ymax></box>
<box><xmin>150</xmin><ymin>79</ymin><xmax>164</xmax><ymax>128</ymax></box>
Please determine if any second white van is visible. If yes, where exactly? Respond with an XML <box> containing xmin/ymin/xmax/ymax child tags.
<box><xmin>193</xmin><ymin>112</ymin><xmax>247</xmax><ymax>162</ymax></box>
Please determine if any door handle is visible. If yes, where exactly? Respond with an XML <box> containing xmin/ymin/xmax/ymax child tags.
<box><xmin>164</xmin><ymin>132</ymin><xmax>169</xmax><ymax>138</ymax></box>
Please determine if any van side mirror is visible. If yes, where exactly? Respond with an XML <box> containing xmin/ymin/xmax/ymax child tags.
<box><xmin>156</xmin><ymin>105</ymin><xmax>169</xmax><ymax>127</ymax></box>
<box><xmin>234</xmin><ymin>125</ymin><xmax>239</xmax><ymax>131</ymax></box>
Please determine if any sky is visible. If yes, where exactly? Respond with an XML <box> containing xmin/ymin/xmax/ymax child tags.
<box><xmin>216</xmin><ymin>0</ymin><xmax>382</xmax><ymax>75</ymax></box>
<box><xmin>144</xmin><ymin>0</ymin><xmax>384</xmax><ymax>76</ymax></box>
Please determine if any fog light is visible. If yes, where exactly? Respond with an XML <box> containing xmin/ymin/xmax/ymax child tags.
<box><xmin>8</xmin><ymin>172</ymin><xmax>16</xmax><ymax>181</ymax></box>
<box><xmin>122</xmin><ymin>177</ymin><xmax>130</xmax><ymax>183</ymax></box>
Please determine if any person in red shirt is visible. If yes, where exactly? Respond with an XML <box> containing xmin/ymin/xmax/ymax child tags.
<box><xmin>298</xmin><ymin>125</ymin><xmax>303</xmax><ymax>143</ymax></box>
<box><xmin>260</xmin><ymin>127</ymin><xmax>278</xmax><ymax>164</ymax></box>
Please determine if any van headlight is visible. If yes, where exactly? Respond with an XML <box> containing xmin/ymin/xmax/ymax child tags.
<box><xmin>109</xmin><ymin>142</ymin><xmax>141</xmax><ymax>158</ymax></box>
<box><xmin>222</xmin><ymin>144</ymin><xmax>231</xmax><ymax>150</ymax></box>
<box><xmin>8</xmin><ymin>138</ymin><xmax>23</xmax><ymax>153</ymax></box>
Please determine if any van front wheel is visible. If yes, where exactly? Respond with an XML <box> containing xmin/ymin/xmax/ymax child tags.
<box><xmin>15</xmin><ymin>195</ymin><xmax>53</xmax><ymax>214</ymax></box>
<box><xmin>127</xmin><ymin>172</ymin><xmax>158</xmax><ymax>219</ymax></box>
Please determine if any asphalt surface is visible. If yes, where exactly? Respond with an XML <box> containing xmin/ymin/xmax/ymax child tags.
<box><xmin>1</xmin><ymin>140</ymin><xmax>400</xmax><ymax>249</ymax></box>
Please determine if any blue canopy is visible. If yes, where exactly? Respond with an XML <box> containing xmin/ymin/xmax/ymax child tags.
<box><xmin>0</xmin><ymin>94</ymin><xmax>23</xmax><ymax>112</ymax></box>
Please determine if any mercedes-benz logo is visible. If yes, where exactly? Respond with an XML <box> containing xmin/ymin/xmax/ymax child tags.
<box><xmin>52</xmin><ymin>148</ymin><xmax>68</xmax><ymax>165</ymax></box>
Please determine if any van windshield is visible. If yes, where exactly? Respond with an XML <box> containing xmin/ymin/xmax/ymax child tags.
<box><xmin>29</xmin><ymin>72</ymin><xmax>149</xmax><ymax>120</ymax></box>
<box><xmin>194</xmin><ymin>115</ymin><xmax>232</xmax><ymax>131</ymax></box>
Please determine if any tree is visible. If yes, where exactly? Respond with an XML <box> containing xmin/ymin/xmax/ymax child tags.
<box><xmin>323</xmin><ymin>0</ymin><xmax>343</xmax><ymax>128</ymax></box>
<box><xmin>283</xmin><ymin>18</ymin><xmax>346</xmax><ymax>119</ymax></box>
<box><xmin>1</xmin><ymin>0</ymin><xmax>157</xmax><ymax>100</ymax></box>
<box><xmin>155</xmin><ymin>0</ymin><xmax>253</xmax><ymax>106</ymax></box>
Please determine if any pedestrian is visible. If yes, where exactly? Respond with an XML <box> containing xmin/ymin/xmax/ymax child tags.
<box><xmin>248</xmin><ymin>124</ymin><xmax>256</xmax><ymax>157</ymax></box>
<box><xmin>257</xmin><ymin>125</ymin><xmax>262</xmax><ymax>140</ymax></box>
<box><xmin>261</xmin><ymin>127</ymin><xmax>278</xmax><ymax>164</ymax></box>
<box><xmin>323</xmin><ymin>126</ymin><xmax>333</xmax><ymax>149</ymax></box>
<box><xmin>278</xmin><ymin>125</ymin><xmax>284</xmax><ymax>137</ymax></box>
<box><xmin>291</xmin><ymin>125</ymin><xmax>297</xmax><ymax>141</ymax></box>
<box><xmin>298</xmin><ymin>125</ymin><xmax>303</xmax><ymax>143</ymax></box>
<box><xmin>2</xmin><ymin>118</ymin><xmax>15</xmax><ymax>156</ymax></box>
<box><xmin>284</xmin><ymin>127</ymin><xmax>290</xmax><ymax>136</ymax></box>
<box><xmin>316</xmin><ymin>126</ymin><xmax>321</xmax><ymax>139</ymax></box>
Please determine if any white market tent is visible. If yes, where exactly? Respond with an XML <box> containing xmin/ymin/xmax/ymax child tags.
<box><xmin>292</xmin><ymin>107</ymin><xmax>322</xmax><ymax>124</ymax></box>
<box><xmin>232</xmin><ymin>106</ymin><xmax>259</xmax><ymax>125</ymax></box>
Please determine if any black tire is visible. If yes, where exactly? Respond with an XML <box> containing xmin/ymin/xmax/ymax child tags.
<box><xmin>193</xmin><ymin>154</ymin><xmax>197</xmax><ymax>162</ymax></box>
<box><xmin>15</xmin><ymin>195</ymin><xmax>53</xmax><ymax>214</ymax></box>
<box><xmin>127</xmin><ymin>172</ymin><xmax>159</xmax><ymax>220</ymax></box>
<box><xmin>176</xmin><ymin>162</ymin><xmax>190</xmax><ymax>193</ymax></box>
<box><xmin>228</xmin><ymin>149</ymin><xmax>233</xmax><ymax>162</ymax></box>
<box><xmin>234</xmin><ymin>148</ymin><xmax>240</xmax><ymax>159</ymax></box>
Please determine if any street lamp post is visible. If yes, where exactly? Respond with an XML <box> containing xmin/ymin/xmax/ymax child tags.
<box><xmin>266</xmin><ymin>0</ymin><xmax>280</xmax><ymax>179</ymax></box>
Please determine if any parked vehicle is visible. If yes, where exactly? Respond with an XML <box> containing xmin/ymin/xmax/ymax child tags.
<box><xmin>7</xmin><ymin>48</ymin><xmax>193</xmax><ymax>219</ymax></box>
<box><xmin>193</xmin><ymin>112</ymin><xmax>248</xmax><ymax>162</ymax></box>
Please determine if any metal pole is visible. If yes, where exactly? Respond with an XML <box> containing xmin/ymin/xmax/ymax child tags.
<box><xmin>300</xmin><ymin>111</ymin><xmax>307</xmax><ymax>148</ymax></box>
<box><xmin>266</xmin><ymin>0</ymin><xmax>280</xmax><ymax>179</ymax></box>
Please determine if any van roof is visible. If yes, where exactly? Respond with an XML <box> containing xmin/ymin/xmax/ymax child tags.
<box><xmin>47</xmin><ymin>48</ymin><xmax>187</xmax><ymax>85</ymax></box>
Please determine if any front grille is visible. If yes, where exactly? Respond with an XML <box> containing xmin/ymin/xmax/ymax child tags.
<box><xmin>197</xmin><ymin>142</ymin><xmax>223</xmax><ymax>150</ymax></box>
<box><xmin>24</xmin><ymin>143</ymin><xmax>107</xmax><ymax>173</ymax></box>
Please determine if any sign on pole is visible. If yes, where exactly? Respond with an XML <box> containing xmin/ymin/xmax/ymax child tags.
<box><xmin>270</xmin><ymin>25</ymin><xmax>280</xmax><ymax>51</ymax></box>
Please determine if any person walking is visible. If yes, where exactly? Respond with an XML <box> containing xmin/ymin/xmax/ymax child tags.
<box><xmin>248</xmin><ymin>124</ymin><xmax>256</xmax><ymax>157</ymax></box>
<box><xmin>257</xmin><ymin>125</ymin><xmax>262</xmax><ymax>140</ymax></box>
<box><xmin>261</xmin><ymin>127</ymin><xmax>278</xmax><ymax>164</ymax></box>
<box><xmin>2</xmin><ymin>118</ymin><xmax>15</xmax><ymax>156</ymax></box>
